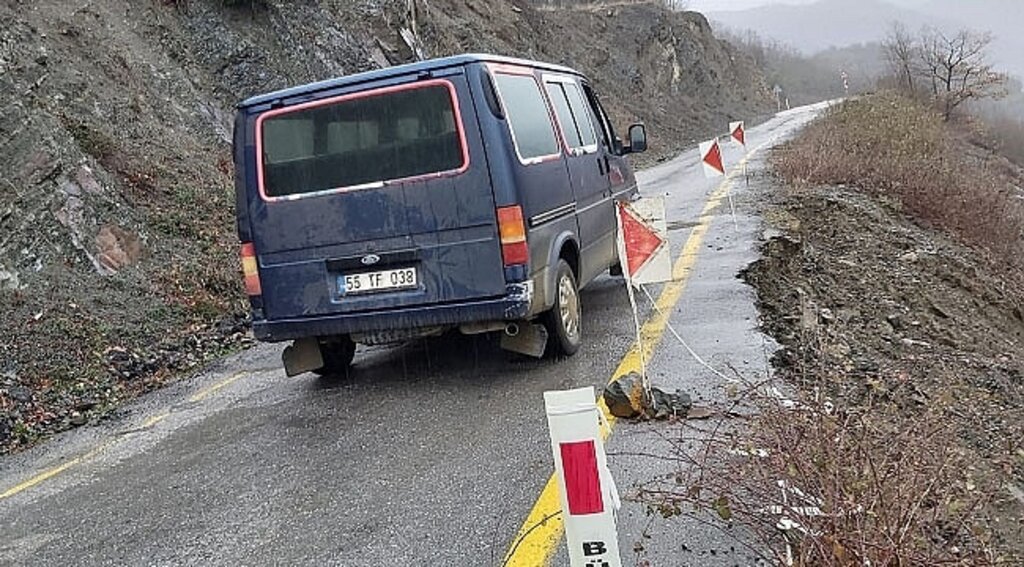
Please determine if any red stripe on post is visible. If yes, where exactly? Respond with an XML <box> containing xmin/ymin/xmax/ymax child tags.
<box><xmin>559</xmin><ymin>440</ymin><xmax>604</xmax><ymax>515</ymax></box>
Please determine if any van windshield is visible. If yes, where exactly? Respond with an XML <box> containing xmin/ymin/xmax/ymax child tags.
<box><xmin>259</xmin><ymin>82</ymin><xmax>466</xmax><ymax>199</ymax></box>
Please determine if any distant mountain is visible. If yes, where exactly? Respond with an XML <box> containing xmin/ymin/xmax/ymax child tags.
<box><xmin>709</xmin><ymin>0</ymin><xmax>941</xmax><ymax>52</ymax></box>
<box><xmin>709</xmin><ymin>0</ymin><xmax>1022</xmax><ymax>78</ymax></box>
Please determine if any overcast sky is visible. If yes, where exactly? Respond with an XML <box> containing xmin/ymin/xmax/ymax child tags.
<box><xmin>687</xmin><ymin>0</ymin><xmax>816</xmax><ymax>12</ymax></box>
<box><xmin>688</xmin><ymin>0</ymin><xmax>929</xmax><ymax>12</ymax></box>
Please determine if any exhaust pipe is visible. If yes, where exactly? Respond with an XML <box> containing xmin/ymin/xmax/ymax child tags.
<box><xmin>500</xmin><ymin>322</ymin><xmax>548</xmax><ymax>358</ymax></box>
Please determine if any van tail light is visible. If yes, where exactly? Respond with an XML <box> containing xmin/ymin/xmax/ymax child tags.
<box><xmin>497</xmin><ymin>205</ymin><xmax>529</xmax><ymax>266</ymax></box>
<box><xmin>240</xmin><ymin>242</ymin><xmax>262</xmax><ymax>296</ymax></box>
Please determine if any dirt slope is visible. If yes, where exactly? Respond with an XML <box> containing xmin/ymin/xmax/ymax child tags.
<box><xmin>742</xmin><ymin>96</ymin><xmax>1024</xmax><ymax>562</ymax></box>
<box><xmin>0</xmin><ymin>0</ymin><xmax>773</xmax><ymax>451</ymax></box>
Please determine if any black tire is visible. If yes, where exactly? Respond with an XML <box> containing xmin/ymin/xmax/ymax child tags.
<box><xmin>312</xmin><ymin>335</ymin><xmax>356</xmax><ymax>376</ymax></box>
<box><xmin>543</xmin><ymin>259</ymin><xmax>582</xmax><ymax>357</ymax></box>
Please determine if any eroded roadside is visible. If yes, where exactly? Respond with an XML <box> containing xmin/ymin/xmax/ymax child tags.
<box><xmin>740</xmin><ymin>97</ymin><xmax>1024</xmax><ymax>563</ymax></box>
<box><xmin>632</xmin><ymin>96</ymin><xmax>1024</xmax><ymax>565</ymax></box>
<box><xmin>744</xmin><ymin>184</ymin><xmax>1024</xmax><ymax>563</ymax></box>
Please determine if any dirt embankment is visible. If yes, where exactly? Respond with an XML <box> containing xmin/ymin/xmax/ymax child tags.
<box><xmin>0</xmin><ymin>0</ymin><xmax>773</xmax><ymax>452</ymax></box>
<box><xmin>743</xmin><ymin>95</ymin><xmax>1024</xmax><ymax>563</ymax></box>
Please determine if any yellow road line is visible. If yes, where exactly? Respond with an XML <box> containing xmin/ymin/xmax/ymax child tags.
<box><xmin>1</xmin><ymin>409</ymin><xmax>171</xmax><ymax>501</ymax></box>
<box><xmin>0</xmin><ymin>440</ymin><xmax>113</xmax><ymax>501</ymax></box>
<box><xmin>188</xmin><ymin>371</ymin><xmax>247</xmax><ymax>403</ymax></box>
<box><xmin>502</xmin><ymin>148</ymin><xmax>761</xmax><ymax>566</ymax></box>
<box><xmin>141</xmin><ymin>411</ymin><xmax>171</xmax><ymax>429</ymax></box>
<box><xmin>1</xmin><ymin>371</ymin><xmax>249</xmax><ymax>500</ymax></box>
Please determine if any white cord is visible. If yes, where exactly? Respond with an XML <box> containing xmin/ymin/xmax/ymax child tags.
<box><xmin>726</xmin><ymin>189</ymin><xmax>739</xmax><ymax>232</ymax></box>
<box><xmin>639</xmin><ymin>284</ymin><xmax>738</xmax><ymax>384</ymax></box>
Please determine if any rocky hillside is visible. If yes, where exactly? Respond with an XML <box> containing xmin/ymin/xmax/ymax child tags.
<box><xmin>0</xmin><ymin>0</ymin><xmax>773</xmax><ymax>451</ymax></box>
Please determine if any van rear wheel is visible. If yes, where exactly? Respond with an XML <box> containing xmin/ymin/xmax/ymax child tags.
<box><xmin>543</xmin><ymin>259</ymin><xmax>581</xmax><ymax>356</ymax></box>
<box><xmin>313</xmin><ymin>335</ymin><xmax>356</xmax><ymax>376</ymax></box>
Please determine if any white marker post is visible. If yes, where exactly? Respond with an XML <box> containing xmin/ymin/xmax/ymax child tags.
<box><xmin>544</xmin><ymin>387</ymin><xmax>622</xmax><ymax>567</ymax></box>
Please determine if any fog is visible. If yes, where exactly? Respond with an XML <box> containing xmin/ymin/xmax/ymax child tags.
<box><xmin>701</xmin><ymin>0</ymin><xmax>1023</xmax><ymax>81</ymax></box>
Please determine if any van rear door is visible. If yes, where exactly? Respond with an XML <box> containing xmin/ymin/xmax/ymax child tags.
<box><xmin>243</xmin><ymin>73</ymin><xmax>507</xmax><ymax>320</ymax></box>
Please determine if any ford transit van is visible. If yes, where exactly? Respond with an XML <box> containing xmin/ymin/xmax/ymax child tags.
<box><xmin>233</xmin><ymin>54</ymin><xmax>647</xmax><ymax>375</ymax></box>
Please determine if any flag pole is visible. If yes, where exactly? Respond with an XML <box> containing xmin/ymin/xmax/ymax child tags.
<box><xmin>616</xmin><ymin>202</ymin><xmax>651</xmax><ymax>400</ymax></box>
<box><xmin>626</xmin><ymin>279</ymin><xmax>648</xmax><ymax>394</ymax></box>
<box><xmin>726</xmin><ymin>184</ymin><xmax>739</xmax><ymax>232</ymax></box>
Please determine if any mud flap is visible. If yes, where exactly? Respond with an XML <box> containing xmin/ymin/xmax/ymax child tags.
<box><xmin>282</xmin><ymin>337</ymin><xmax>324</xmax><ymax>377</ymax></box>
<box><xmin>500</xmin><ymin>323</ymin><xmax>549</xmax><ymax>358</ymax></box>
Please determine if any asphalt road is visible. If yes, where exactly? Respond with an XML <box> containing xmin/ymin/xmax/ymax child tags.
<box><xmin>0</xmin><ymin>102</ymin><xmax>829</xmax><ymax>566</ymax></box>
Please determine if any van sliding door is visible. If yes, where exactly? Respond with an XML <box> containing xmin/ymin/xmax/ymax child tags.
<box><xmin>545</xmin><ymin>77</ymin><xmax>615</xmax><ymax>285</ymax></box>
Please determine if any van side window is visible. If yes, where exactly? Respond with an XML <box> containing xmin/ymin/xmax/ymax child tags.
<box><xmin>563</xmin><ymin>83</ymin><xmax>598</xmax><ymax>148</ymax></box>
<box><xmin>493</xmin><ymin>73</ymin><xmax>560</xmax><ymax>163</ymax></box>
<box><xmin>545</xmin><ymin>80</ymin><xmax>598</xmax><ymax>153</ymax></box>
<box><xmin>581</xmin><ymin>84</ymin><xmax>617</xmax><ymax>152</ymax></box>
<box><xmin>545</xmin><ymin>82</ymin><xmax>583</xmax><ymax>149</ymax></box>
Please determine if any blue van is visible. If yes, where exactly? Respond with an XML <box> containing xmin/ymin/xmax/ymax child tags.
<box><xmin>233</xmin><ymin>54</ymin><xmax>647</xmax><ymax>375</ymax></box>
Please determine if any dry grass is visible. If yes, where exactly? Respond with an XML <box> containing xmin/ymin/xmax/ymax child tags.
<box><xmin>636</xmin><ymin>383</ymin><xmax>1017</xmax><ymax>566</ymax></box>
<box><xmin>773</xmin><ymin>93</ymin><xmax>1024</xmax><ymax>264</ymax></box>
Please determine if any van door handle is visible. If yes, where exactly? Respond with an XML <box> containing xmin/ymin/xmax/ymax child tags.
<box><xmin>597</xmin><ymin>157</ymin><xmax>606</xmax><ymax>176</ymax></box>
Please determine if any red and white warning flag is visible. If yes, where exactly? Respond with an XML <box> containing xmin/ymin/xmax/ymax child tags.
<box><xmin>544</xmin><ymin>387</ymin><xmax>622</xmax><ymax>567</ymax></box>
<box><xmin>730</xmin><ymin>121</ymin><xmax>746</xmax><ymax>147</ymax></box>
<box><xmin>616</xmin><ymin>198</ymin><xmax>671</xmax><ymax>287</ymax></box>
<box><xmin>699</xmin><ymin>138</ymin><xmax>725</xmax><ymax>178</ymax></box>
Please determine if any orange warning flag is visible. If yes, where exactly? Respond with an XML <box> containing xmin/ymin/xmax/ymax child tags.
<box><xmin>616</xmin><ymin>198</ymin><xmax>671</xmax><ymax>286</ymax></box>
<box><xmin>730</xmin><ymin>121</ymin><xmax>745</xmax><ymax>146</ymax></box>
<box><xmin>699</xmin><ymin>139</ymin><xmax>725</xmax><ymax>178</ymax></box>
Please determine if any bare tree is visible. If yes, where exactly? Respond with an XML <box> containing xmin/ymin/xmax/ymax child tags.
<box><xmin>882</xmin><ymin>22</ymin><xmax>918</xmax><ymax>94</ymax></box>
<box><xmin>918</xmin><ymin>28</ymin><xmax>1007</xmax><ymax>120</ymax></box>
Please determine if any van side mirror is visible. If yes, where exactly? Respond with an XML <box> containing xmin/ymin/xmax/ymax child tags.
<box><xmin>627</xmin><ymin>123</ymin><xmax>647</xmax><ymax>154</ymax></box>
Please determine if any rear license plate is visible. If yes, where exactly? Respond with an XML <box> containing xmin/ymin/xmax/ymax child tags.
<box><xmin>339</xmin><ymin>267</ymin><xmax>418</xmax><ymax>295</ymax></box>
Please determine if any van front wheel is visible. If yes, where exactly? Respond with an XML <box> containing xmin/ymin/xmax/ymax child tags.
<box><xmin>313</xmin><ymin>335</ymin><xmax>356</xmax><ymax>376</ymax></box>
<box><xmin>544</xmin><ymin>259</ymin><xmax>581</xmax><ymax>356</ymax></box>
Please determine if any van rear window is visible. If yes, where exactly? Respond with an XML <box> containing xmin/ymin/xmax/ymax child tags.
<box><xmin>257</xmin><ymin>81</ymin><xmax>467</xmax><ymax>199</ymax></box>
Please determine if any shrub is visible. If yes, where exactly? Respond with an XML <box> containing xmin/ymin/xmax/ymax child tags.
<box><xmin>773</xmin><ymin>93</ymin><xmax>1024</xmax><ymax>264</ymax></box>
<box><xmin>635</xmin><ymin>386</ymin><xmax>1014</xmax><ymax>566</ymax></box>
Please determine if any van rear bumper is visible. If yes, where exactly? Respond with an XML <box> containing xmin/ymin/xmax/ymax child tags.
<box><xmin>253</xmin><ymin>287</ymin><xmax>532</xmax><ymax>342</ymax></box>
